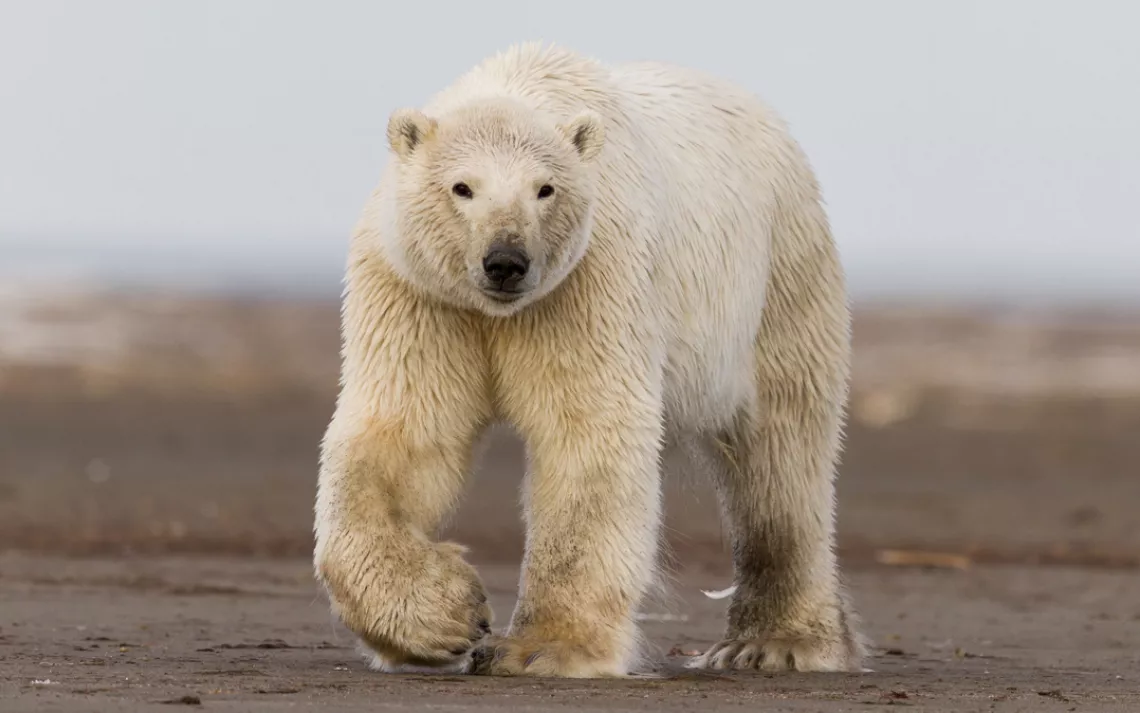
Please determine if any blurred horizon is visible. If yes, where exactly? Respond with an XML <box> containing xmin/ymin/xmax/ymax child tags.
<box><xmin>5</xmin><ymin>239</ymin><xmax>1140</xmax><ymax>307</ymax></box>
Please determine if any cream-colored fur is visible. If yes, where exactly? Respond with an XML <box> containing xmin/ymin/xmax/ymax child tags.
<box><xmin>314</xmin><ymin>42</ymin><xmax>865</xmax><ymax>678</ymax></box>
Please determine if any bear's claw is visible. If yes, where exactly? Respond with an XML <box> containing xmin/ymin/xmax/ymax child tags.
<box><xmin>687</xmin><ymin>633</ymin><xmax>861</xmax><ymax>673</ymax></box>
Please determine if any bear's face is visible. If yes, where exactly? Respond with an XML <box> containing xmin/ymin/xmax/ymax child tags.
<box><xmin>383</xmin><ymin>101</ymin><xmax>604</xmax><ymax>317</ymax></box>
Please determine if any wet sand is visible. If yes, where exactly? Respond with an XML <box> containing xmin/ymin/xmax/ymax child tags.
<box><xmin>1</xmin><ymin>290</ymin><xmax>1139</xmax><ymax>710</ymax></box>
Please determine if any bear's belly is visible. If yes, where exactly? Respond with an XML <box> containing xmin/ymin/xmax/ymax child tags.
<box><xmin>655</xmin><ymin>234</ymin><xmax>769</xmax><ymax>433</ymax></box>
<box><xmin>660</xmin><ymin>313</ymin><xmax>762</xmax><ymax>433</ymax></box>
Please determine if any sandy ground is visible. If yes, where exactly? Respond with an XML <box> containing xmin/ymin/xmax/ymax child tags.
<box><xmin>2</xmin><ymin>555</ymin><xmax>1137</xmax><ymax>712</ymax></box>
<box><xmin>2</xmin><ymin>289</ymin><xmax>1139</xmax><ymax>710</ymax></box>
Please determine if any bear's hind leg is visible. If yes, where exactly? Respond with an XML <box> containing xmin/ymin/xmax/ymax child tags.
<box><xmin>689</xmin><ymin>206</ymin><xmax>866</xmax><ymax>673</ymax></box>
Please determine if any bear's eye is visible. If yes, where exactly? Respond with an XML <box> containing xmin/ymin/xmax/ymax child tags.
<box><xmin>537</xmin><ymin>184</ymin><xmax>555</xmax><ymax>199</ymax></box>
<box><xmin>452</xmin><ymin>182</ymin><xmax>473</xmax><ymax>199</ymax></box>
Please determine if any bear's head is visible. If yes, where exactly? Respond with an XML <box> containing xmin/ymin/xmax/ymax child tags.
<box><xmin>380</xmin><ymin>99</ymin><xmax>605</xmax><ymax>316</ymax></box>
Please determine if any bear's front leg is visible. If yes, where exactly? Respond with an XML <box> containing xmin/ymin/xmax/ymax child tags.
<box><xmin>472</xmin><ymin>307</ymin><xmax>666</xmax><ymax>678</ymax></box>
<box><xmin>314</xmin><ymin>266</ymin><xmax>494</xmax><ymax>672</ymax></box>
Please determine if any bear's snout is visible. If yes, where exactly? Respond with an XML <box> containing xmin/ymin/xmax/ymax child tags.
<box><xmin>482</xmin><ymin>242</ymin><xmax>530</xmax><ymax>294</ymax></box>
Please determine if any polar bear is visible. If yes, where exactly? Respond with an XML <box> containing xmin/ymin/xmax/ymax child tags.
<box><xmin>314</xmin><ymin>42</ymin><xmax>865</xmax><ymax>678</ymax></box>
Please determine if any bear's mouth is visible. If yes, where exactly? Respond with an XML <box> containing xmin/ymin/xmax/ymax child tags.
<box><xmin>482</xmin><ymin>287</ymin><xmax>525</xmax><ymax>303</ymax></box>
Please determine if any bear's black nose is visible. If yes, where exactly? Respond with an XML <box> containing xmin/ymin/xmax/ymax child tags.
<box><xmin>482</xmin><ymin>244</ymin><xmax>530</xmax><ymax>290</ymax></box>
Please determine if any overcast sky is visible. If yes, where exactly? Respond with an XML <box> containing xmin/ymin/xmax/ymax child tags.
<box><xmin>1</xmin><ymin>1</ymin><xmax>1137</xmax><ymax>301</ymax></box>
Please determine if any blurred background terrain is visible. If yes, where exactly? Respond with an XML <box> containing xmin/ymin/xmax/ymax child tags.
<box><xmin>2</xmin><ymin>289</ymin><xmax>1139</xmax><ymax>569</ymax></box>
<box><xmin>1</xmin><ymin>1</ymin><xmax>1138</xmax><ymax>710</ymax></box>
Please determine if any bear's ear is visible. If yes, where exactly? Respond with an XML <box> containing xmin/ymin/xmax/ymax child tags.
<box><xmin>387</xmin><ymin>108</ymin><xmax>438</xmax><ymax>161</ymax></box>
<box><xmin>560</xmin><ymin>110</ymin><xmax>605</xmax><ymax>163</ymax></box>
